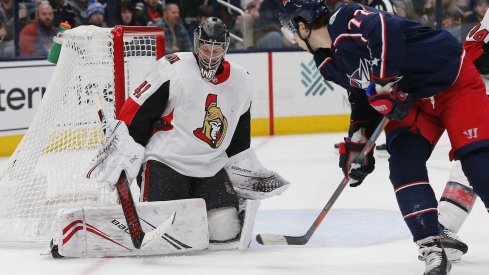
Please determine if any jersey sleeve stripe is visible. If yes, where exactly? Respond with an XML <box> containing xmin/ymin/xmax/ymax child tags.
<box><xmin>118</xmin><ymin>97</ymin><xmax>141</xmax><ymax>126</ymax></box>
<box><xmin>379</xmin><ymin>12</ymin><xmax>387</xmax><ymax>78</ymax></box>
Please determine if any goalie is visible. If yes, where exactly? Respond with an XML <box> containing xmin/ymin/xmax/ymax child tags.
<box><xmin>84</xmin><ymin>17</ymin><xmax>289</xmax><ymax>254</ymax></box>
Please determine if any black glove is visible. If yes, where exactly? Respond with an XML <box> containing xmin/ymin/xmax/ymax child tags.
<box><xmin>366</xmin><ymin>80</ymin><xmax>413</xmax><ymax>121</ymax></box>
<box><xmin>338</xmin><ymin>140</ymin><xmax>375</xmax><ymax>187</ymax></box>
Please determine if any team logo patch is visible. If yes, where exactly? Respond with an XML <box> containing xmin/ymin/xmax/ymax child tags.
<box><xmin>463</xmin><ymin>128</ymin><xmax>479</xmax><ymax>139</ymax></box>
<box><xmin>193</xmin><ymin>94</ymin><xmax>228</xmax><ymax>148</ymax></box>
<box><xmin>165</xmin><ymin>54</ymin><xmax>180</xmax><ymax>64</ymax></box>
<box><xmin>347</xmin><ymin>58</ymin><xmax>372</xmax><ymax>89</ymax></box>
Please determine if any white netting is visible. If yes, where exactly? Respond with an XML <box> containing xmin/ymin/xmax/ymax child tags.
<box><xmin>0</xmin><ymin>26</ymin><xmax>163</xmax><ymax>245</ymax></box>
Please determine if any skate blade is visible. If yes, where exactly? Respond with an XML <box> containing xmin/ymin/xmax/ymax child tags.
<box><xmin>445</xmin><ymin>248</ymin><xmax>463</xmax><ymax>262</ymax></box>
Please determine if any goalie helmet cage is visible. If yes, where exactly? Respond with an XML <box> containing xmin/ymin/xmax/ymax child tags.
<box><xmin>0</xmin><ymin>25</ymin><xmax>165</xmax><ymax>245</ymax></box>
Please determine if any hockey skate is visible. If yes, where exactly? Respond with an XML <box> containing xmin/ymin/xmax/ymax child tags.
<box><xmin>417</xmin><ymin>236</ymin><xmax>451</xmax><ymax>275</ymax></box>
<box><xmin>439</xmin><ymin>223</ymin><xmax>468</xmax><ymax>261</ymax></box>
<box><xmin>375</xmin><ymin>143</ymin><xmax>389</xmax><ymax>157</ymax></box>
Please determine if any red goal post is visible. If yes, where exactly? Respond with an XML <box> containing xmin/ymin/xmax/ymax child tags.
<box><xmin>112</xmin><ymin>26</ymin><xmax>165</xmax><ymax>115</ymax></box>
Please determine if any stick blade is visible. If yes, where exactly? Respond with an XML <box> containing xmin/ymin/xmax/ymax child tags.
<box><xmin>256</xmin><ymin>234</ymin><xmax>309</xmax><ymax>245</ymax></box>
<box><xmin>140</xmin><ymin>212</ymin><xmax>176</xmax><ymax>249</ymax></box>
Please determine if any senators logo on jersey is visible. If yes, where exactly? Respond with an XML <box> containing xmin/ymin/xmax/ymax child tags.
<box><xmin>193</xmin><ymin>94</ymin><xmax>228</xmax><ymax>148</ymax></box>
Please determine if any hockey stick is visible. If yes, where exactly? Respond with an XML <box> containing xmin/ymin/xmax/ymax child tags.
<box><xmin>90</xmin><ymin>90</ymin><xmax>175</xmax><ymax>249</ymax></box>
<box><xmin>256</xmin><ymin>117</ymin><xmax>389</xmax><ymax>245</ymax></box>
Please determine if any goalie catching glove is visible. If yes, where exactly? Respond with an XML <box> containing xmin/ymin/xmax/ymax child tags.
<box><xmin>338</xmin><ymin>129</ymin><xmax>375</xmax><ymax>187</ymax></box>
<box><xmin>224</xmin><ymin>148</ymin><xmax>290</xmax><ymax>199</ymax></box>
<box><xmin>87</xmin><ymin>120</ymin><xmax>145</xmax><ymax>191</ymax></box>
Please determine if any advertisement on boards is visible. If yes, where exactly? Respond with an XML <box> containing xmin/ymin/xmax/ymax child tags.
<box><xmin>0</xmin><ymin>61</ymin><xmax>55</xmax><ymax>135</ymax></box>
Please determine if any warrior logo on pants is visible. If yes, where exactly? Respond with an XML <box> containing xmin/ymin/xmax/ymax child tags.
<box><xmin>193</xmin><ymin>94</ymin><xmax>228</xmax><ymax>148</ymax></box>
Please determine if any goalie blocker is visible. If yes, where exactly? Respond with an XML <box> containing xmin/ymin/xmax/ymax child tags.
<box><xmin>51</xmin><ymin>198</ymin><xmax>260</xmax><ymax>257</ymax></box>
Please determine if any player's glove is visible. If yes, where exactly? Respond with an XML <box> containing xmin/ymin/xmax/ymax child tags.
<box><xmin>366</xmin><ymin>80</ymin><xmax>413</xmax><ymax>121</ymax></box>
<box><xmin>225</xmin><ymin>148</ymin><xmax>290</xmax><ymax>199</ymax></box>
<box><xmin>87</xmin><ymin>120</ymin><xmax>145</xmax><ymax>192</ymax></box>
<box><xmin>338</xmin><ymin>139</ymin><xmax>375</xmax><ymax>187</ymax></box>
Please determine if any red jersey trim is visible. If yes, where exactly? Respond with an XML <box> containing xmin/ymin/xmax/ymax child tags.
<box><xmin>118</xmin><ymin>97</ymin><xmax>141</xmax><ymax>125</ymax></box>
<box><xmin>211</xmin><ymin>60</ymin><xmax>231</xmax><ymax>85</ymax></box>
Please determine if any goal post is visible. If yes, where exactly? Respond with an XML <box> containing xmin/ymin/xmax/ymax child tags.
<box><xmin>0</xmin><ymin>25</ymin><xmax>165</xmax><ymax>245</ymax></box>
<box><xmin>112</xmin><ymin>26</ymin><xmax>165</xmax><ymax>114</ymax></box>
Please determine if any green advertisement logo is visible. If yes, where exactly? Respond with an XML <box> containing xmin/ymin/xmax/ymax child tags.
<box><xmin>301</xmin><ymin>60</ymin><xmax>334</xmax><ymax>96</ymax></box>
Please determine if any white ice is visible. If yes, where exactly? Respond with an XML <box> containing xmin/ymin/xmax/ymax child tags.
<box><xmin>0</xmin><ymin>132</ymin><xmax>488</xmax><ymax>275</ymax></box>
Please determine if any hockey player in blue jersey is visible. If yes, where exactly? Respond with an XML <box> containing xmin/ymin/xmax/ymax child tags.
<box><xmin>280</xmin><ymin>1</ymin><xmax>489</xmax><ymax>274</ymax></box>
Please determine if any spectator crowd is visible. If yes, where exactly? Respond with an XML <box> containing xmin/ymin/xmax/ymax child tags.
<box><xmin>0</xmin><ymin>0</ymin><xmax>488</xmax><ymax>58</ymax></box>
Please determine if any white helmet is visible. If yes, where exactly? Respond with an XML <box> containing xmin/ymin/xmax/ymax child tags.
<box><xmin>193</xmin><ymin>17</ymin><xmax>230</xmax><ymax>82</ymax></box>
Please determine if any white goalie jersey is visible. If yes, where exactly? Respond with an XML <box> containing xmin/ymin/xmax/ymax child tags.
<box><xmin>119</xmin><ymin>52</ymin><xmax>254</xmax><ymax>178</ymax></box>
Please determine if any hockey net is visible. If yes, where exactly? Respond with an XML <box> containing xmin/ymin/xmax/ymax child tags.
<box><xmin>0</xmin><ymin>25</ymin><xmax>165</xmax><ymax>245</ymax></box>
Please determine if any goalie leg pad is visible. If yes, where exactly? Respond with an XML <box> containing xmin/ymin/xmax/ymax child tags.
<box><xmin>207</xmin><ymin>207</ymin><xmax>241</xmax><ymax>242</ymax></box>
<box><xmin>52</xmin><ymin>198</ymin><xmax>209</xmax><ymax>257</ymax></box>
<box><xmin>439</xmin><ymin>168</ymin><xmax>477</xmax><ymax>234</ymax></box>
<box><xmin>447</xmin><ymin>161</ymin><xmax>471</xmax><ymax>188</ymax></box>
<box><xmin>238</xmin><ymin>199</ymin><xmax>261</xmax><ymax>250</ymax></box>
<box><xmin>207</xmin><ymin>199</ymin><xmax>261</xmax><ymax>251</ymax></box>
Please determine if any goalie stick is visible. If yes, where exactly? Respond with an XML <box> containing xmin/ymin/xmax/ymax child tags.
<box><xmin>90</xmin><ymin>90</ymin><xmax>175</xmax><ymax>249</ymax></box>
<box><xmin>256</xmin><ymin>117</ymin><xmax>389</xmax><ymax>245</ymax></box>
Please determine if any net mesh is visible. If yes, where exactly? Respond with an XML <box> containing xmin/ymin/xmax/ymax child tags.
<box><xmin>0</xmin><ymin>26</ymin><xmax>163</xmax><ymax>244</ymax></box>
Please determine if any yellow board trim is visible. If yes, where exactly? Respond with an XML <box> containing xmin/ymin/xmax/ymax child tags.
<box><xmin>0</xmin><ymin>135</ymin><xmax>24</xmax><ymax>156</ymax></box>
<box><xmin>0</xmin><ymin>114</ymin><xmax>350</xmax><ymax>157</ymax></box>
<box><xmin>251</xmin><ymin>114</ymin><xmax>350</xmax><ymax>136</ymax></box>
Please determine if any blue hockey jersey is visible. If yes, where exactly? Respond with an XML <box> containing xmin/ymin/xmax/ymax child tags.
<box><xmin>314</xmin><ymin>4</ymin><xmax>463</xmax><ymax>99</ymax></box>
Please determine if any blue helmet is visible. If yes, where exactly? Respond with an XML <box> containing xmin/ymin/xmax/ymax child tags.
<box><xmin>279</xmin><ymin>0</ymin><xmax>330</xmax><ymax>31</ymax></box>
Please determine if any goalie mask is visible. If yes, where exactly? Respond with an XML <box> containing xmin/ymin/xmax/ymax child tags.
<box><xmin>194</xmin><ymin>17</ymin><xmax>230</xmax><ymax>82</ymax></box>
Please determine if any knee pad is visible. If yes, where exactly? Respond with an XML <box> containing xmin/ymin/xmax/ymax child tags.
<box><xmin>207</xmin><ymin>207</ymin><xmax>241</xmax><ymax>242</ymax></box>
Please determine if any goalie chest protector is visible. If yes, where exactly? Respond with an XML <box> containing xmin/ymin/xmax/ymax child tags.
<box><xmin>126</xmin><ymin>52</ymin><xmax>254</xmax><ymax>178</ymax></box>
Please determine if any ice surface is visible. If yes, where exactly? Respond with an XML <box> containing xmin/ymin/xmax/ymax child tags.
<box><xmin>0</xmin><ymin>132</ymin><xmax>488</xmax><ymax>275</ymax></box>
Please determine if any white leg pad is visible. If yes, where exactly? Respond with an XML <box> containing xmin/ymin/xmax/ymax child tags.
<box><xmin>207</xmin><ymin>199</ymin><xmax>261</xmax><ymax>251</ymax></box>
<box><xmin>207</xmin><ymin>207</ymin><xmax>241</xmax><ymax>241</ymax></box>
<box><xmin>52</xmin><ymin>198</ymin><xmax>208</xmax><ymax>257</ymax></box>
<box><xmin>447</xmin><ymin>162</ymin><xmax>470</xmax><ymax>187</ymax></box>
<box><xmin>238</xmin><ymin>199</ymin><xmax>260</xmax><ymax>250</ymax></box>
<box><xmin>438</xmin><ymin>201</ymin><xmax>470</xmax><ymax>233</ymax></box>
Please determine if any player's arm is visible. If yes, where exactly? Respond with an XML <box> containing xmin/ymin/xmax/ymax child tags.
<box><xmin>348</xmin><ymin>88</ymin><xmax>384</xmax><ymax>139</ymax></box>
<box><xmin>88</xmin><ymin>58</ymin><xmax>173</xmax><ymax>190</ymax></box>
<box><xmin>344</xmin><ymin>5</ymin><xmax>412</xmax><ymax>121</ymax></box>
<box><xmin>226</xmin><ymin>106</ymin><xmax>251</xmax><ymax>158</ymax></box>
<box><xmin>472</xmin><ymin>44</ymin><xmax>489</xmax><ymax>74</ymax></box>
<box><xmin>118</xmin><ymin>58</ymin><xmax>173</xmax><ymax>146</ymax></box>
<box><xmin>338</xmin><ymin>88</ymin><xmax>382</xmax><ymax>187</ymax></box>
<box><xmin>224</xmin><ymin>78</ymin><xmax>289</xmax><ymax>200</ymax></box>
<box><xmin>464</xmin><ymin>10</ymin><xmax>489</xmax><ymax>74</ymax></box>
